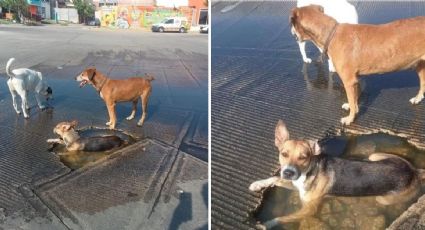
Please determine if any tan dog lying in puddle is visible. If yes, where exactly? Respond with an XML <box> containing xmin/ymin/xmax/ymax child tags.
<box><xmin>249</xmin><ymin>120</ymin><xmax>425</xmax><ymax>229</ymax></box>
<box><xmin>47</xmin><ymin>120</ymin><xmax>124</xmax><ymax>152</ymax></box>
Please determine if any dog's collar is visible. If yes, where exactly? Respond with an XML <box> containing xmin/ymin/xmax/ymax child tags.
<box><xmin>96</xmin><ymin>78</ymin><xmax>107</xmax><ymax>93</ymax></box>
<box><xmin>323</xmin><ymin>22</ymin><xmax>339</xmax><ymax>58</ymax></box>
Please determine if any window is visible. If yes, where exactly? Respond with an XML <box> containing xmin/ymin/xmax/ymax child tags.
<box><xmin>165</xmin><ymin>19</ymin><xmax>174</xmax><ymax>24</ymax></box>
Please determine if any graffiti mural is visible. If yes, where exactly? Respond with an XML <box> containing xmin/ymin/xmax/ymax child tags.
<box><xmin>141</xmin><ymin>8</ymin><xmax>184</xmax><ymax>28</ymax></box>
<box><xmin>100</xmin><ymin>8</ymin><xmax>117</xmax><ymax>27</ymax></box>
<box><xmin>98</xmin><ymin>6</ymin><xmax>189</xmax><ymax>29</ymax></box>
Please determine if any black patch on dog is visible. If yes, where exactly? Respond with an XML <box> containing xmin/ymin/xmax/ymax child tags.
<box><xmin>80</xmin><ymin>136</ymin><xmax>124</xmax><ymax>152</ymax></box>
<box><xmin>322</xmin><ymin>156</ymin><xmax>416</xmax><ymax>196</ymax></box>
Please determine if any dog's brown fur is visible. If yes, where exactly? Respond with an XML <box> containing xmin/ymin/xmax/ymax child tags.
<box><xmin>291</xmin><ymin>5</ymin><xmax>425</xmax><ymax>125</ymax></box>
<box><xmin>76</xmin><ymin>67</ymin><xmax>154</xmax><ymax>129</ymax></box>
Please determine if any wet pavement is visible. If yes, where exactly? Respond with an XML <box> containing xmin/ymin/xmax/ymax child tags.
<box><xmin>0</xmin><ymin>25</ymin><xmax>207</xmax><ymax>228</ymax></box>
<box><xmin>211</xmin><ymin>1</ymin><xmax>425</xmax><ymax>229</ymax></box>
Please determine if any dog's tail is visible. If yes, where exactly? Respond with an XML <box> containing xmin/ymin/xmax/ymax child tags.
<box><xmin>6</xmin><ymin>58</ymin><xmax>15</xmax><ymax>78</ymax></box>
<box><xmin>418</xmin><ymin>169</ymin><xmax>425</xmax><ymax>182</ymax></box>
<box><xmin>144</xmin><ymin>73</ymin><xmax>155</xmax><ymax>82</ymax></box>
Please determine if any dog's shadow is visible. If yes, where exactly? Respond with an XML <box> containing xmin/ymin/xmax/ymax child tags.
<box><xmin>302</xmin><ymin>61</ymin><xmax>421</xmax><ymax>119</ymax></box>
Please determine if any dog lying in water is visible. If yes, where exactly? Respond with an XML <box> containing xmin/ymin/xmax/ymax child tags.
<box><xmin>47</xmin><ymin>120</ymin><xmax>125</xmax><ymax>152</ymax></box>
<box><xmin>249</xmin><ymin>119</ymin><xmax>425</xmax><ymax>229</ymax></box>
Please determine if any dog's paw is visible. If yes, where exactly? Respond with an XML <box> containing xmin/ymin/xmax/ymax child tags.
<box><xmin>410</xmin><ymin>95</ymin><xmax>424</xmax><ymax>105</ymax></box>
<box><xmin>262</xmin><ymin>219</ymin><xmax>279</xmax><ymax>229</ymax></box>
<box><xmin>137</xmin><ymin>121</ymin><xmax>144</xmax><ymax>126</ymax></box>
<box><xmin>47</xmin><ymin>138</ymin><xmax>59</xmax><ymax>143</ymax></box>
<box><xmin>23</xmin><ymin>114</ymin><xmax>30</xmax><ymax>119</ymax></box>
<box><xmin>256</xmin><ymin>223</ymin><xmax>267</xmax><ymax>230</ymax></box>
<box><xmin>249</xmin><ymin>181</ymin><xmax>266</xmax><ymax>192</ymax></box>
<box><xmin>303</xmin><ymin>58</ymin><xmax>312</xmax><ymax>64</ymax></box>
<box><xmin>340</xmin><ymin>116</ymin><xmax>354</xmax><ymax>126</ymax></box>
<box><xmin>16</xmin><ymin>110</ymin><xmax>22</xmax><ymax>115</ymax></box>
<box><xmin>126</xmin><ymin>115</ymin><xmax>134</xmax><ymax>121</ymax></box>
<box><xmin>106</xmin><ymin>121</ymin><xmax>111</xmax><ymax>126</ymax></box>
<box><xmin>39</xmin><ymin>105</ymin><xmax>46</xmax><ymax>111</ymax></box>
<box><xmin>342</xmin><ymin>103</ymin><xmax>350</xmax><ymax>111</ymax></box>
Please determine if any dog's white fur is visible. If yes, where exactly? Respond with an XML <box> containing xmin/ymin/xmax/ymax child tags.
<box><xmin>296</xmin><ymin>0</ymin><xmax>358</xmax><ymax>72</ymax></box>
<box><xmin>6</xmin><ymin>58</ymin><xmax>52</xmax><ymax>118</ymax></box>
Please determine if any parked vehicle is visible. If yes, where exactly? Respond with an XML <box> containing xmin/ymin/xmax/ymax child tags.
<box><xmin>151</xmin><ymin>17</ymin><xmax>189</xmax><ymax>33</ymax></box>
<box><xmin>200</xmin><ymin>25</ymin><xmax>209</xmax><ymax>33</ymax></box>
<box><xmin>86</xmin><ymin>18</ymin><xmax>100</xmax><ymax>27</ymax></box>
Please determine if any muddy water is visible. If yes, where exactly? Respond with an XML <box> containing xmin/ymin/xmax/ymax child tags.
<box><xmin>255</xmin><ymin>133</ymin><xmax>425</xmax><ymax>230</ymax></box>
<box><xmin>49</xmin><ymin>128</ymin><xmax>136</xmax><ymax>170</ymax></box>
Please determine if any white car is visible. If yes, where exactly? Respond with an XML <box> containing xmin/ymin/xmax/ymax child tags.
<box><xmin>200</xmin><ymin>25</ymin><xmax>209</xmax><ymax>33</ymax></box>
<box><xmin>151</xmin><ymin>17</ymin><xmax>189</xmax><ymax>33</ymax></box>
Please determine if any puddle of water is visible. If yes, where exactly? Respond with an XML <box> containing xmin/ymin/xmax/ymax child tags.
<box><xmin>255</xmin><ymin>133</ymin><xmax>425</xmax><ymax>230</ymax></box>
<box><xmin>49</xmin><ymin>128</ymin><xmax>137</xmax><ymax>170</ymax></box>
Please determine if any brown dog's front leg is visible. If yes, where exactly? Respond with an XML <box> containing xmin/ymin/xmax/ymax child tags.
<box><xmin>138</xmin><ymin>90</ymin><xmax>151</xmax><ymax>126</ymax></box>
<box><xmin>249</xmin><ymin>177</ymin><xmax>280</xmax><ymax>192</ymax></box>
<box><xmin>341</xmin><ymin>76</ymin><xmax>359</xmax><ymax>125</ymax></box>
<box><xmin>106</xmin><ymin>103</ymin><xmax>117</xmax><ymax>129</ymax></box>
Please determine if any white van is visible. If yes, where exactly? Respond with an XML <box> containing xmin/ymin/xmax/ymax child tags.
<box><xmin>151</xmin><ymin>17</ymin><xmax>189</xmax><ymax>33</ymax></box>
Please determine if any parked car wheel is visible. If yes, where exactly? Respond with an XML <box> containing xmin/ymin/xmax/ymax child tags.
<box><xmin>158</xmin><ymin>27</ymin><xmax>164</xmax><ymax>33</ymax></box>
<box><xmin>179</xmin><ymin>27</ymin><xmax>186</xmax><ymax>33</ymax></box>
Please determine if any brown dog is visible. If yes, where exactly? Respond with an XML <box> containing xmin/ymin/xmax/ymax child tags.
<box><xmin>76</xmin><ymin>67</ymin><xmax>154</xmax><ymax>129</ymax></box>
<box><xmin>291</xmin><ymin>5</ymin><xmax>425</xmax><ymax>125</ymax></box>
<box><xmin>249</xmin><ymin>120</ymin><xmax>425</xmax><ymax>229</ymax></box>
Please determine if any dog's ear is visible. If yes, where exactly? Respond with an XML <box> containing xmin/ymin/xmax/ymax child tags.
<box><xmin>70</xmin><ymin>120</ymin><xmax>78</xmax><ymax>128</ymax></box>
<box><xmin>275</xmin><ymin>120</ymin><xmax>289</xmax><ymax>147</ymax></box>
<box><xmin>310</xmin><ymin>4</ymin><xmax>324</xmax><ymax>13</ymax></box>
<box><xmin>62</xmin><ymin>124</ymin><xmax>72</xmax><ymax>131</ymax></box>
<box><xmin>88</xmin><ymin>67</ymin><xmax>96</xmax><ymax>80</ymax></box>
<box><xmin>308</xmin><ymin>140</ymin><xmax>321</xmax><ymax>155</ymax></box>
<box><xmin>290</xmin><ymin>8</ymin><xmax>298</xmax><ymax>25</ymax></box>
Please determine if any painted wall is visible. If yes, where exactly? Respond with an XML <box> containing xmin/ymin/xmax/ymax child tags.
<box><xmin>54</xmin><ymin>7</ymin><xmax>78</xmax><ymax>23</ymax></box>
<box><xmin>41</xmin><ymin>1</ymin><xmax>50</xmax><ymax>19</ymax></box>
<box><xmin>27</xmin><ymin>0</ymin><xmax>41</xmax><ymax>7</ymax></box>
<box><xmin>156</xmin><ymin>0</ymin><xmax>188</xmax><ymax>7</ymax></box>
<box><xmin>98</xmin><ymin>6</ymin><xmax>191</xmax><ymax>29</ymax></box>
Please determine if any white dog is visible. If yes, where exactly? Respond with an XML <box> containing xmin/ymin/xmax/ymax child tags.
<box><xmin>6</xmin><ymin>58</ymin><xmax>53</xmax><ymax>118</ymax></box>
<box><xmin>295</xmin><ymin>0</ymin><xmax>358</xmax><ymax>72</ymax></box>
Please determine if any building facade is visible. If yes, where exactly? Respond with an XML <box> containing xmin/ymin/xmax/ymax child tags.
<box><xmin>27</xmin><ymin>0</ymin><xmax>51</xmax><ymax>19</ymax></box>
<box><xmin>93</xmin><ymin>0</ymin><xmax>208</xmax><ymax>29</ymax></box>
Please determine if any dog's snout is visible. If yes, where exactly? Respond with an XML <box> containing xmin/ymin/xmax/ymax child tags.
<box><xmin>283</xmin><ymin>169</ymin><xmax>295</xmax><ymax>178</ymax></box>
<box><xmin>281</xmin><ymin>165</ymin><xmax>300</xmax><ymax>180</ymax></box>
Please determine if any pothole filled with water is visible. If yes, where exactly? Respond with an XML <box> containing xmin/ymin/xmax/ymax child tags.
<box><xmin>254</xmin><ymin>133</ymin><xmax>425</xmax><ymax>230</ymax></box>
<box><xmin>48</xmin><ymin>127</ymin><xmax>137</xmax><ymax>170</ymax></box>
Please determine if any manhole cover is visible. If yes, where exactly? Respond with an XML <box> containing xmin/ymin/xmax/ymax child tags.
<box><xmin>49</xmin><ymin>127</ymin><xmax>137</xmax><ymax>170</ymax></box>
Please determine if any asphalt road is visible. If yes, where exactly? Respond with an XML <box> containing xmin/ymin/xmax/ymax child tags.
<box><xmin>0</xmin><ymin>24</ymin><xmax>208</xmax><ymax>229</ymax></box>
